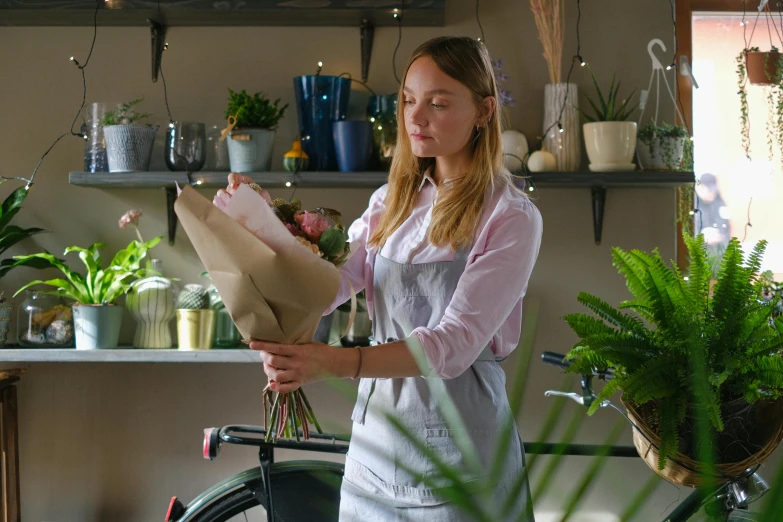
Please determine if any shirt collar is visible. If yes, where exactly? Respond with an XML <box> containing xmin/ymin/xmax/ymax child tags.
<box><xmin>417</xmin><ymin>168</ymin><xmax>456</xmax><ymax>192</ymax></box>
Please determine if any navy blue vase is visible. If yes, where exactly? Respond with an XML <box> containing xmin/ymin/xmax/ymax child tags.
<box><xmin>333</xmin><ymin>121</ymin><xmax>374</xmax><ymax>172</ymax></box>
<box><xmin>293</xmin><ymin>75</ymin><xmax>351</xmax><ymax>171</ymax></box>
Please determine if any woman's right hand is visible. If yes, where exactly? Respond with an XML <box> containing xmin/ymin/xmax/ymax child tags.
<box><xmin>213</xmin><ymin>173</ymin><xmax>254</xmax><ymax>210</ymax></box>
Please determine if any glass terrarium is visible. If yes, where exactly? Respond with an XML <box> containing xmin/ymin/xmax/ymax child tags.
<box><xmin>17</xmin><ymin>291</ymin><xmax>75</xmax><ymax>348</ymax></box>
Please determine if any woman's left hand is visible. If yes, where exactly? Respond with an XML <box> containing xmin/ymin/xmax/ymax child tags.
<box><xmin>250</xmin><ymin>340</ymin><xmax>334</xmax><ymax>393</ymax></box>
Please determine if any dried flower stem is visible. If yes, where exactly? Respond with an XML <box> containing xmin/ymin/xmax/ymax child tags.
<box><xmin>530</xmin><ymin>0</ymin><xmax>565</xmax><ymax>84</ymax></box>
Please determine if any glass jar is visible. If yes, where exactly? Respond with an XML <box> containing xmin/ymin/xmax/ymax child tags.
<box><xmin>204</xmin><ymin>124</ymin><xmax>230</xmax><ymax>171</ymax></box>
<box><xmin>165</xmin><ymin>121</ymin><xmax>207</xmax><ymax>172</ymax></box>
<box><xmin>82</xmin><ymin>102</ymin><xmax>111</xmax><ymax>172</ymax></box>
<box><xmin>17</xmin><ymin>291</ymin><xmax>75</xmax><ymax>348</ymax></box>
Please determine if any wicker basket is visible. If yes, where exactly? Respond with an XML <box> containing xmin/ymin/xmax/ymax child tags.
<box><xmin>623</xmin><ymin>396</ymin><xmax>783</xmax><ymax>488</ymax></box>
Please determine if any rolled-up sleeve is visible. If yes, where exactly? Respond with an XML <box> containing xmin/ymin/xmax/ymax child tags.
<box><xmin>323</xmin><ymin>185</ymin><xmax>387</xmax><ymax>316</ymax></box>
<box><xmin>409</xmin><ymin>200</ymin><xmax>543</xmax><ymax>379</ymax></box>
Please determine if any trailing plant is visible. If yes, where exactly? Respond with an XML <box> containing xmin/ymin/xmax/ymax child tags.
<box><xmin>11</xmin><ymin>210</ymin><xmax>161</xmax><ymax>305</ymax></box>
<box><xmin>736</xmin><ymin>46</ymin><xmax>783</xmax><ymax>170</ymax></box>
<box><xmin>0</xmin><ymin>183</ymin><xmax>46</xmax><ymax>292</ymax></box>
<box><xmin>579</xmin><ymin>74</ymin><xmax>639</xmax><ymax>123</ymax></box>
<box><xmin>563</xmin><ymin>233</ymin><xmax>783</xmax><ymax>469</ymax></box>
<box><xmin>225</xmin><ymin>89</ymin><xmax>289</xmax><ymax>129</ymax></box>
<box><xmin>638</xmin><ymin>122</ymin><xmax>691</xmax><ymax>171</ymax></box>
<box><xmin>101</xmin><ymin>98</ymin><xmax>152</xmax><ymax>126</ymax></box>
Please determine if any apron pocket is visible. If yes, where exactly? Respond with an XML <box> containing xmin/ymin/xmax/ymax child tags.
<box><xmin>424</xmin><ymin>428</ymin><xmax>495</xmax><ymax>485</ymax></box>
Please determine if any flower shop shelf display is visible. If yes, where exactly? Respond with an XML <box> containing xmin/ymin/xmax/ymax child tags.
<box><xmin>12</xmin><ymin>211</ymin><xmax>162</xmax><ymax>350</ymax></box>
<box><xmin>563</xmin><ymin>234</ymin><xmax>783</xmax><ymax>487</ymax></box>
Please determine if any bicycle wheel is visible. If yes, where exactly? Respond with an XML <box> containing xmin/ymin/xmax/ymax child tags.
<box><xmin>187</xmin><ymin>460</ymin><xmax>344</xmax><ymax>522</ymax></box>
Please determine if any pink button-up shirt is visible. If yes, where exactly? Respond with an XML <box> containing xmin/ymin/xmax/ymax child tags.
<box><xmin>325</xmin><ymin>172</ymin><xmax>543</xmax><ymax>379</ymax></box>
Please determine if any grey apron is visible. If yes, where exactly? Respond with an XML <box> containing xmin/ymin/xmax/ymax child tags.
<box><xmin>338</xmin><ymin>246</ymin><xmax>535</xmax><ymax>521</ymax></box>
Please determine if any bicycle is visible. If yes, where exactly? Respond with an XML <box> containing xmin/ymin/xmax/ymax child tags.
<box><xmin>164</xmin><ymin>353</ymin><xmax>770</xmax><ymax>522</ymax></box>
<box><xmin>540</xmin><ymin>351</ymin><xmax>770</xmax><ymax>522</ymax></box>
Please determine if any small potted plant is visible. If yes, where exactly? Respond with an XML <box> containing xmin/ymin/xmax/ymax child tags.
<box><xmin>102</xmin><ymin>98</ymin><xmax>159</xmax><ymax>173</ymax></box>
<box><xmin>0</xmin><ymin>183</ymin><xmax>45</xmax><ymax>347</ymax></box>
<box><xmin>636</xmin><ymin>122</ymin><xmax>691</xmax><ymax>171</ymax></box>
<box><xmin>224</xmin><ymin>89</ymin><xmax>288</xmax><ymax>173</ymax></box>
<box><xmin>11</xmin><ymin>210</ymin><xmax>161</xmax><ymax>349</ymax></box>
<box><xmin>175</xmin><ymin>283</ymin><xmax>215</xmax><ymax>350</ymax></box>
<box><xmin>579</xmin><ymin>74</ymin><xmax>639</xmax><ymax>172</ymax></box>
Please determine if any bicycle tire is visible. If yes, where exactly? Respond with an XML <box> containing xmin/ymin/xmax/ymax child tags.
<box><xmin>187</xmin><ymin>461</ymin><xmax>344</xmax><ymax>522</ymax></box>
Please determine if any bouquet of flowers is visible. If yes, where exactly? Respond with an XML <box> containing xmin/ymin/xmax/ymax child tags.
<box><xmin>174</xmin><ymin>182</ymin><xmax>355</xmax><ymax>442</ymax></box>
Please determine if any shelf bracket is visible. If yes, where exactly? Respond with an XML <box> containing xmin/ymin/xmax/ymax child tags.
<box><xmin>591</xmin><ymin>186</ymin><xmax>606</xmax><ymax>246</ymax></box>
<box><xmin>360</xmin><ymin>19</ymin><xmax>375</xmax><ymax>83</ymax></box>
<box><xmin>148</xmin><ymin>18</ymin><xmax>166</xmax><ymax>83</ymax></box>
<box><xmin>165</xmin><ymin>187</ymin><xmax>178</xmax><ymax>245</ymax></box>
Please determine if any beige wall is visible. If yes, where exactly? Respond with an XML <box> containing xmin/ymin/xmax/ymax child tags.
<box><xmin>0</xmin><ymin>1</ymin><xmax>749</xmax><ymax>521</ymax></box>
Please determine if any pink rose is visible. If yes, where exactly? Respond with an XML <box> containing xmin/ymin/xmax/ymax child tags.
<box><xmin>119</xmin><ymin>209</ymin><xmax>142</xmax><ymax>229</ymax></box>
<box><xmin>285</xmin><ymin>223</ymin><xmax>304</xmax><ymax>238</ymax></box>
<box><xmin>294</xmin><ymin>211</ymin><xmax>330</xmax><ymax>243</ymax></box>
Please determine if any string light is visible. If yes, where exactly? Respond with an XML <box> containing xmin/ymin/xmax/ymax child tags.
<box><xmin>558</xmin><ymin>123</ymin><xmax>564</xmax><ymax>133</ymax></box>
<box><xmin>316</xmin><ymin>61</ymin><xmax>323</xmax><ymax>76</ymax></box>
<box><xmin>475</xmin><ymin>0</ymin><xmax>485</xmax><ymax>44</ymax></box>
<box><xmin>1</xmin><ymin>0</ymin><xmax>100</xmax><ymax>187</ymax></box>
<box><xmin>577</xmin><ymin>55</ymin><xmax>586</xmax><ymax>67</ymax></box>
<box><xmin>392</xmin><ymin>1</ymin><xmax>404</xmax><ymax>84</ymax></box>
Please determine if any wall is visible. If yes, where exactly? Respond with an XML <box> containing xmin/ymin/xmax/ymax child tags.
<box><xmin>0</xmin><ymin>1</ymin><xmax>732</xmax><ymax>520</ymax></box>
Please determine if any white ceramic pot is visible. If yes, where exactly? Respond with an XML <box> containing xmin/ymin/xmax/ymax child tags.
<box><xmin>501</xmin><ymin>130</ymin><xmax>529</xmax><ymax>172</ymax></box>
<box><xmin>72</xmin><ymin>304</ymin><xmax>123</xmax><ymax>350</ymax></box>
<box><xmin>226</xmin><ymin>128</ymin><xmax>275</xmax><ymax>172</ymax></box>
<box><xmin>583</xmin><ymin>122</ymin><xmax>638</xmax><ymax>172</ymax></box>
<box><xmin>636</xmin><ymin>137</ymin><xmax>686</xmax><ymax>170</ymax></box>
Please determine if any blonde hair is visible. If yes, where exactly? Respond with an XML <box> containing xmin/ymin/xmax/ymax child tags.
<box><xmin>369</xmin><ymin>36</ymin><xmax>516</xmax><ymax>251</ymax></box>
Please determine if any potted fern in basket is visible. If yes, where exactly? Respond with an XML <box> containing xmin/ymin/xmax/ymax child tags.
<box><xmin>102</xmin><ymin>97</ymin><xmax>158</xmax><ymax>173</ymax></box>
<box><xmin>580</xmin><ymin>74</ymin><xmax>639</xmax><ymax>172</ymax></box>
<box><xmin>563</xmin><ymin>233</ymin><xmax>783</xmax><ymax>486</ymax></box>
<box><xmin>636</xmin><ymin>122</ymin><xmax>692</xmax><ymax>171</ymax></box>
<box><xmin>223</xmin><ymin>88</ymin><xmax>289</xmax><ymax>173</ymax></box>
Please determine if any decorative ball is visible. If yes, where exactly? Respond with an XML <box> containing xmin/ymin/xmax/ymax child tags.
<box><xmin>501</xmin><ymin>130</ymin><xmax>529</xmax><ymax>172</ymax></box>
<box><xmin>46</xmin><ymin>320</ymin><xmax>74</xmax><ymax>345</ymax></box>
<box><xmin>527</xmin><ymin>150</ymin><xmax>557</xmax><ymax>172</ymax></box>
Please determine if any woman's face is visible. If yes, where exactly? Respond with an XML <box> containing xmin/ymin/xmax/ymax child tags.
<box><xmin>403</xmin><ymin>56</ymin><xmax>482</xmax><ymax>159</ymax></box>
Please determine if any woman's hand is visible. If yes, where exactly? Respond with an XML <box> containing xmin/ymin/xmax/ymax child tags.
<box><xmin>213</xmin><ymin>173</ymin><xmax>274</xmax><ymax>209</ymax></box>
<box><xmin>250</xmin><ymin>340</ymin><xmax>342</xmax><ymax>393</ymax></box>
<box><xmin>213</xmin><ymin>173</ymin><xmax>254</xmax><ymax>210</ymax></box>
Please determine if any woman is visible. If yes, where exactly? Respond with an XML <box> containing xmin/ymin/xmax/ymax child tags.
<box><xmin>216</xmin><ymin>36</ymin><xmax>542</xmax><ymax>521</ymax></box>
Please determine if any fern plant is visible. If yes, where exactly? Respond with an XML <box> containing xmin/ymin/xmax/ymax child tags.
<box><xmin>225</xmin><ymin>89</ymin><xmax>288</xmax><ymax>129</ymax></box>
<box><xmin>563</xmin><ymin>234</ymin><xmax>783</xmax><ymax>469</ymax></box>
<box><xmin>102</xmin><ymin>98</ymin><xmax>152</xmax><ymax>126</ymax></box>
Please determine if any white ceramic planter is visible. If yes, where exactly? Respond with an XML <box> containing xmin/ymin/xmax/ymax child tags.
<box><xmin>583</xmin><ymin>121</ymin><xmax>638</xmax><ymax>171</ymax></box>
<box><xmin>636</xmin><ymin>137</ymin><xmax>686</xmax><ymax>170</ymax></box>
<box><xmin>226</xmin><ymin>128</ymin><xmax>275</xmax><ymax>172</ymax></box>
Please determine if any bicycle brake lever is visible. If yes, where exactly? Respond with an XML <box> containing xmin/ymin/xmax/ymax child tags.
<box><xmin>544</xmin><ymin>390</ymin><xmax>611</xmax><ymax>409</ymax></box>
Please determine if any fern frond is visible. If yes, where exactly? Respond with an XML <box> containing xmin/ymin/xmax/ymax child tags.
<box><xmin>576</xmin><ymin>292</ymin><xmax>649</xmax><ymax>336</ymax></box>
<box><xmin>657</xmin><ymin>397</ymin><xmax>680</xmax><ymax>470</ymax></box>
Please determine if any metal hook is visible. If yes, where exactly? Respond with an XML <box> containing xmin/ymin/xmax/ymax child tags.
<box><xmin>647</xmin><ymin>38</ymin><xmax>667</xmax><ymax>72</ymax></box>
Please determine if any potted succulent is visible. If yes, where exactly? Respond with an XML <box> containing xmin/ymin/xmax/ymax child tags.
<box><xmin>0</xmin><ymin>183</ymin><xmax>45</xmax><ymax>346</ymax></box>
<box><xmin>636</xmin><ymin>122</ymin><xmax>691</xmax><ymax>171</ymax></box>
<box><xmin>102</xmin><ymin>98</ymin><xmax>159</xmax><ymax>172</ymax></box>
<box><xmin>563</xmin><ymin>233</ymin><xmax>783</xmax><ymax>485</ymax></box>
<box><xmin>579</xmin><ymin>74</ymin><xmax>639</xmax><ymax>172</ymax></box>
<box><xmin>175</xmin><ymin>283</ymin><xmax>215</xmax><ymax>350</ymax></box>
<box><xmin>224</xmin><ymin>89</ymin><xmax>288</xmax><ymax>173</ymax></box>
<box><xmin>12</xmin><ymin>210</ymin><xmax>161</xmax><ymax>349</ymax></box>
<box><xmin>737</xmin><ymin>46</ymin><xmax>783</xmax><ymax>170</ymax></box>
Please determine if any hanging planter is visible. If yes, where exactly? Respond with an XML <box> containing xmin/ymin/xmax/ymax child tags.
<box><xmin>745</xmin><ymin>49</ymin><xmax>783</xmax><ymax>85</ymax></box>
<box><xmin>636</xmin><ymin>122</ymin><xmax>691</xmax><ymax>171</ymax></box>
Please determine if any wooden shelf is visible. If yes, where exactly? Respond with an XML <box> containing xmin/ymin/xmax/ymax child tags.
<box><xmin>0</xmin><ymin>1</ymin><xmax>444</xmax><ymax>27</ymax></box>
<box><xmin>69</xmin><ymin>170</ymin><xmax>695</xmax><ymax>246</ymax></box>
<box><xmin>0</xmin><ymin>348</ymin><xmax>260</xmax><ymax>363</ymax></box>
<box><xmin>68</xmin><ymin>171</ymin><xmax>390</xmax><ymax>189</ymax></box>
